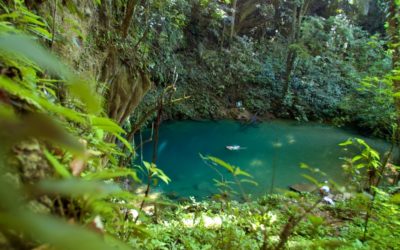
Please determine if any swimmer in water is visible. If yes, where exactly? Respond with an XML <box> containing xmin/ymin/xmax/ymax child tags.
<box><xmin>225</xmin><ymin>145</ymin><xmax>246</xmax><ymax>151</ymax></box>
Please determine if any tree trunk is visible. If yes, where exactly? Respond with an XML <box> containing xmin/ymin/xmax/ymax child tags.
<box><xmin>281</xmin><ymin>3</ymin><xmax>299</xmax><ymax>100</ymax></box>
<box><xmin>229</xmin><ymin>0</ymin><xmax>238</xmax><ymax>42</ymax></box>
<box><xmin>281</xmin><ymin>0</ymin><xmax>311</xmax><ymax>101</ymax></box>
<box><xmin>388</xmin><ymin>0</ymin><xmax>399</xmax><ymax>68</ymax></box>
<box><xmin>98</xmin><ymin>0</ymin><xmax>152</xmax><ymax>143</ymax></box>
<box><xmin>120</xmin><ymin>0</ymin><xmax>138</xmax><ymax>39</ymax></box>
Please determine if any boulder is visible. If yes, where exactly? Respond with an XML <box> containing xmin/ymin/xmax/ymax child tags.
<box><xmin>289</xmin><ymin>183</ymin><xmax>318</xmax><ymax>193</ymax></box>
<box><xmin>229</xmin><ymin>108</ymin><xmax>252</xmax><ymax>120</ymax></box>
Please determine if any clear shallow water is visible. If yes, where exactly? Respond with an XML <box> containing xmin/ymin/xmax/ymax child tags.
<box><xmin>136</xmin><ymin>120</ymin><xmax>390</xmax><ymax>200</ymax></box>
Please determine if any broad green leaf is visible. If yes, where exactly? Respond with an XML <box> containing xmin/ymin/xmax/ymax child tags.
<box><xmin>204</xmin><ymin>155</ymin><xmax>234</xmax><ymax>173</ymax></box>
<box><xmin>300</xmin><ymin>162</ymin><xmax>310</xmax><ymax>169</ymax></box>
<box><xmin>233</xmin><ymin>167</ymin><xmax>252</xmax><ymax>177</ymax></box>
<box><xmin>40</xmin><ymin>99</ymin><xmax>86</xmax><ymax>123</ymax></box>
<box><xmin>339</xmin><ymin>139</ymin><xmax>352</xmax><ymax>146</ymax></box>
<box><xmin>390</xmin><ymin>193</ymin><xmax>400</xmax><ymax>205</ymax></box>
<box><xmin>356</xmin><ymin>138</ymin><xmax>367</xmax><ymax>147</ymax></box>
<box><xmin>352</xmin><ymin>155</ymin><xmax>362</xmax><ymax>162</ymax></box>
<box><xmin>0</xmin><ymin>34</ymin><xmax>101</xmax><ymax>113</ymax></box>
<box><xmin>114</xmin><ymin>133</ymin><xmax>133</xmax><ymax>153</ymax></box>
<box><xmin>69</xmin><ymin>79</ymin><xmax>102</xmax><ymax>114</ymax></box>
<box><xmin>90</xmin><ymin>116</ymin><xmax>126</xmax><ymax>134</ymax></box>
<box><xmin>0</xmin><ymin>13</ymin><xmax>18</xmax><ymax>20</ymax></box>
<box><xmin>370</xmin><ymin>149</ymin><xmax>380</xmax><ymax>160</ymax></box>
<box><xmin>142</xmin><ymin>161</ymin><xmax>170</xmax><ymax>184</ymax></box>
<box><xmin>20</xmin><ymin>14</ymin><xmax>47</xmax><ymax>26</ymax></box>
<box><xmin>0</xmin><ymin>211</ymin><xmax>130</xmax><ymax>250</ymax></box>
<box><xmin>84</xmin><ymin>168</ymin><xmax>140</xmax><ymax>182</ymax></box>
<box><xmin>371</xmin><ymin>161</ymin><xmax>380</xmax><ymax>169</ymax></box>
<box><xmin>143</xmin><ymin>161</ymin><xmax>153</xmax><ymax>170</ymax></box>
<box><xmin>153</xmin><ymin>168</ymin><xmax>171</xmax><ymax>184</ymax></box>
<box><xmin>36</xmin><ymin>179</ymin><xmax>121</xmax><ymax>197</ymax></box>
<box><xmin>393</xmin><ymin>92</ymin><xmax>400</xmax><ymax>98</ymax></box>
<box><xmin>44</xmin><ymin>150</ymin><xmax>71</xmax><ymax>178</ymax></box>
<box><xmin>156</xmin><ymin>174</ymin><xmax>170</xmax><ymax>184</ymax></box>
<box><xmin>355</xmin><ymin>163</ymin><xmax>365</xmax><ymax>169</ymax></box>
<box><xmin>28</xmin><ymin>26</ymin><xmax>52</xmax><ymax>40</ymax></box>
<box><xmin>0</xmin><ymin>34</ymin><xmax>70</xmax><ymax>77</ymax></box>
<box><xmin>301</xmin><ymin>174</ymin><xmax>321</xmax><ymax>186</ymax></box>
<box><xmin>0</xmin><ymin>77</ymin><xmax>86</xmax><ymax>124</ymax></box>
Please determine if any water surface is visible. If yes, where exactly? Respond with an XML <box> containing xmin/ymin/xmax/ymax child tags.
<box><xmin>136</xmin><ymin>120</ymin><xmax>390</xmax><ymax>199</ymax></box>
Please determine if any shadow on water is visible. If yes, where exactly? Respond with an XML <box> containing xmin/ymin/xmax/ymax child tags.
<box><xmin>135</xmin><ymin>120</ymin><xmax>393</xmax><ymax>200</ymax></box>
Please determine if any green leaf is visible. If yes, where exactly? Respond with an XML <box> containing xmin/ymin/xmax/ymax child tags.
<box><xmin>36</xmin><ymin>179</ymin><xmax>121</xmax><ymax>197</ymax></box>
<box><xmin>355</xmin><ymin>163</ymin><xmax>365</xmax><ymax>169</ymax></box>
<box><xmin>301</xmin><ymin>174</ymin><xmax>321</xmax><ymax>186</ymax></box>
<box><xmin>114</xmin><ymin>133</ymin><xmax>133</xmax><ymax>153</ymax></box>
<box><xmin>0</xmin><ymin>13</ymin><xmax>18</xmax><ymax>20</ymax></box>
<box><xmin>69</xmin><ymin>79</ymin><xmax>102</xmax><ymax>114</ymax></box>
<box><xmin>0</xmin><ymin>211</ymin><xmax>131</xmax><ymax>250</ymax></box>
<box><xmin>0</xmin><ymin>77</ymin><xmax>86</xmax><ymax>124</ymax></box>
<box><xmin>20</xmin><ymin>14</ymin><xmax>47</xmax><ymax>27</ymax></box>
<box><xmin>393</xmin><ymin>92</ymin><xmax>400</xmax><ymax>98</ymax></box>
<box><xmin>0</xmin><ymin>34</ymin><xmax>70</xmax><ymax>77</ymax></box>
<box><xmin>240</xmin><ymin>179</ymin><xmax>258</xmax><ymax>186</ymax></box>
<box><xmin>213</xmin><ymin>179</ymin><xmax>226</xmax><ymax>187</ymax></box>
<box><xmin>90</xmin><ymin>116</ymin><xmax>126</xmax><ymax>134</ymax></box>
<box><xmin>390</xmin><ymin>193</ymin><xmax>400</xmax><ymax>204</ymax></box>
<box><xmin>84</xmin><ymin>168</ymin><xmax>140</xmax><ymax>182</ymax></box>
<box><xmin>143</xmin><ymin>161</ymin><xmax>153</xmax><ymax>170</ymax></box>
<box><xmin>233</xmin><ymin>167</ymin><xmax>252</xmax><ymax>177</ymax></box>
<box><xmin>156</xmin><ymin>173</ymin><xmax>171</xmax><ymax>184</ymax></box>
<box><xmin>203</xmin><ymin>155</ymin><xmax>234</xmax><ymax>173</ymax></box>
<box><xmin>351</xmin><ymin>155</ymin><xmax>362</xmax><ymax>162</ymax></box>
<box><xmin>0</xmin><ymin>34</ymin><xmax>101</xmax><ymax>114</ymax></box>
<box><xmin>370</xmin><ymin>149</ymin><xmax>380</xmax><ymax>160</ymax></box>
<box><xmin>300</xmin><ymin>162</ymin><xmax>310</xmax><ymax>169</ymax></box>
<box><xmin>339</xmin><ymin>139</ymin><xmax>352</xmax><ymax>146</ymax></box>
<box><xmin>308</xmin><ymin>215</ymin><xmax>324</xmax><ymax>227</ymax></box>
<box><xmin>153</xmin><ymin>168</ymin><xmax>171</xmax><ymax>184</ymax></box>
<box><xmin>44</xmin><ymin>150</ymin><xmax>71</xmax><ymax>178</ymax></box>
<box><xmin>28</xmin><ymin>26</ymin><xmax>52</xmax><ymax>40</ymax></box>
<box><xmin>142</xmin><ymin>161</ymin><xmax>170</xmax><ymax>184</ymax></box>
<box><xmin>356</xmin><ymin>138</ymin><xmax>367</xmax><ymax>147</ymax></box>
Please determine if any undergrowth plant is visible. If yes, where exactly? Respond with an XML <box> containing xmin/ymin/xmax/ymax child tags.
<box><xmin>133</xmin><ymin>160</ymin><xmax>170</xmax><ymax>223</ymax></box>
<box><xmin>200</xmin><ymin>155</ymin><xmax>258</xmax><ymax>202</ymax></box>
<box><xmin>0</xmin><ymin>4</ymin><xmax>145</xmax><ymax>248</ymax></box>
<box><xmin>339</xmin><ymin>137</ymin><xmax>399</xmax><ymax>242</ymax></box>
<box><xmin>340</xmin><ymin>138</ymin><xmax>382</xmax><ymax>192</ymax></box>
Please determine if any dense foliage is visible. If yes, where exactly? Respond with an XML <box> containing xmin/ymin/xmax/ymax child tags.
<box><xmin>0</xmin><ymin>0</ymin><xmax>399</xmax><ymax>250</ymax></box>
<box><xmin>136</xmin><ymin>0</ymin><xmax>393</xmax><ymax>136</ymax></box>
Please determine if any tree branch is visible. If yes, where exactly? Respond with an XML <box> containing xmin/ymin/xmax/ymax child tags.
<box><xmin>120</xmin><ymin>0</ymin><xmax>138</xmax><ymax>39</ymax></box>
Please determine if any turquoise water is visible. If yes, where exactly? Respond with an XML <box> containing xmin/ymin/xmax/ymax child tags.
<box><xmin>136</xmin><ymin>120</ymin><xmax>391</xmax><ymax>200</ymax></box>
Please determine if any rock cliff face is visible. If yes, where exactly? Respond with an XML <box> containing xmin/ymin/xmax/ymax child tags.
<box><xmin>36</xmin><ymin>0</ymin><xmax>152</xmax><ymax>128</ymax></box>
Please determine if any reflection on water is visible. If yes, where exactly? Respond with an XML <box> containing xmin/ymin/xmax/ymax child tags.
<box><xmin>286</xmin><ymin>135</ymin><xmax>296</xmax><ymax>144</ymax></box>
<box><xmin>250</xmin><ymin>159</ymin><xmax>263</xmax><ymax>167</ymax></box>
<box><xmin>136</xmin><ymin>120</ymin><xmax>391</xmax><ymax>200</ymax></box>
